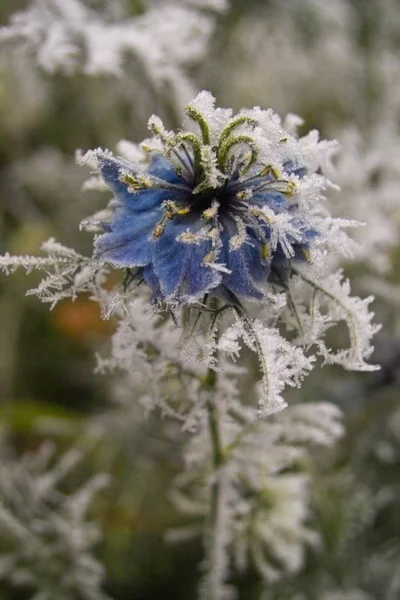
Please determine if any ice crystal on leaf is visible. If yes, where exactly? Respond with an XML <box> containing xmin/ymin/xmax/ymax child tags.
<box><xmin>0</xmin><ymin>238</ymin><xmax>109</xmax><ymax>311</ymax></box>
<box><xmin>0</xmin><ymin>440</ymin><xmax>109</xmax><ymax>600</ymax></box>
<box><xmin>218</xmin><ymin>318</ymin><xmax>315</xmax><ymax>415</ymax></box>
<box><xmin>168</xmin><ymin>399</ymin><xmax>344</xmax><ymax>597</ymax></box>
<box><xmin>0</xmin><ymin>0</ymin><xmax>225</xmax><ymax>106</ymax></box>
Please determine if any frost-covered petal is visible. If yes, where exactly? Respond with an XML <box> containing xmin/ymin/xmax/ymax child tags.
<box><xmin>220</xmin><ymin>219</ymin><xmax>271</xmax><ymax>301</ymax></box>
<box><xmin>98</xmin><ymin>154</ymin><xmax>186</xmax><ymax>212</ymax></box>
<box><xmin>142</xmin><ymin>264</ymin><xmax>163</xmax><ymax>303</ymax></box>
<box><xmin>152</xmin><ymin>219</ymin><xmax>222</xmax><ymax>303</ymax></box>
<box><xmin>94</xmin><ymin>207</ymin><xmax>160</xmax><ymax>266</ymax></box>
<box><xmin>252</xmin><ymin>191</ymin><xmax>291</xmax><ymax>214</ymax></box>
<box><xmin>147</xmin><ymin>153</ymin><xmax>185</xmax><ymax>185</ymax></box>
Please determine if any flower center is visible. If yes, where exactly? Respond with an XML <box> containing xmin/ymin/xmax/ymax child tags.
<box><xmin>190</xmin><ymin>183</ymin><xmax>232</xmax><ymax>215</ymax></box>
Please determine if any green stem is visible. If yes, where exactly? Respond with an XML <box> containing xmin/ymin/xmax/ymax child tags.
<box><xmin>202</xmin><ymin>299</ymin><xmax>226</xmax><ymax>600</ymax></box>
<box><xmin>205</xmin><ymin>368</ymin><xmax>224</xmax><ymax>467</ymax></box>
<box><xmin>204</xmin><ymin>296</ymin><xmax>224</xmax><ymax>467</ymax></box>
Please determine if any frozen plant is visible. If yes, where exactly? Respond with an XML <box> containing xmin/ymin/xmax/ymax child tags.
<box><xmin>0</xmin><ymin>0</ymin><xmax>226</xmax><ymax>108</ymax></box>
<box><xmin>215</xmin><ymin>0</ymin><xmax>400</xmax><ymax>284</ymax></box>
<box><xmin>332</xmin><ymin>124</ymin><xmax>400</xmax><ymax>273</ymax></box>
<box><xmin>0</xmin><ymin>92</ymin><xmax>380</xmax><ymax>599</ymax></box>
<box><xmin>0</xmin><ymin>437</ymin><xmax>109</xmax><ymax>600</ymax></box>
<box><xmin>0</xmin><ymin>0</ymin><xmax>227</xmax><ymax>260</ymax></box>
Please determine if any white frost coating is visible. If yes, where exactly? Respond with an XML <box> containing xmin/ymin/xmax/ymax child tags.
<box><xmin>257</xmin><ymin>207</ymin><xmax>304</xmax><ymax>258</ymax></box>
<box><xmin>185</xmin><ymin>91</ymin><xmax>233</xmax><ymax>144</ymax></box>
<box><xmin>297</xmin><ymin>269</ymin><xmax>382</xmax><ymax>371</ymax></box>
<box><xmin>333</xmin><ymin>126</ymin><xmax>400</xmax><ymax>272</ymax></box>
<box><xmin>219</xmin><ymin>320</ymin><xmax>315</xmax><ymax>416</ymax></box>
<box><xmin>0</xmin><ymin>442</ymin><xmax>109</xmax><ymax>600</ymax></box>
<box><xmin>171</xmin><ymin>399</ymin><xmax>344</xmax><ymax>586</ymax></box>
<box><xmin>219</xmin><ymin>0</ymin><xmax>400</xmax><ymax>285</ymax></box>
<box><xmin>2</xmin><ymin>91</ymin><xmax>380</xmax><ymax>401</ymax></box>
<box><xmin>0</xmin><ymin>0</ymin><xmax>225</xmax><ymax>106</ymax></box>
<box><xmin>200</xmin><ymin>145</ymin><xmax>225</xmax><ymax>189</ymax></box>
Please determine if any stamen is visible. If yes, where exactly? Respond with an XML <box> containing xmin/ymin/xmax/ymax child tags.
<box><xmin>202</xmin><ymin>199</ymin><xmax>219</xmax><ymax>220</ymax></box>
<box><xmin>152</xmin><ymin>201</ymin><xmax>190</xmax><ymax>239</ymax></box>
<box><xmin>201</xmin><ymin>224</ymin><xmax>227</xmax><ymax>272</ymax></box>
<box><xmin>178</xmin><ymin>231</ymin><xmax>202</xmax><ymax>244</ymax></box>
<box><xmin>168</xmin><ymin>133</ymin><xmax>202</xmax><ymax>178</ymax></box>
<box><xmin>302</xmin><ymin>247</ymin><xmax>312</xmax><ymax>262</ymax></box>
<box><xmin>229</xmin><ymin>163</ymin><xmax>279</xmax><ymax>193</ymax></box>
<box><xmin>229</xmin><ymin>217</ymin><xmax>247</xmax><ymax>251</ymax></box>
<box><xmin>202</xmin><ymin>251</ymin><xmax>216</xmax><ymax>264</ymax></box>
<box><xmin>250</xmin><ymin>207</ymin><xmax>267</xmax><ymax>220</ymax></box>
<box><xmin>260</xmin><ymin>243</ymin><xmax>271</xmax><ymax>263</ymax></box>
<box><xmin>282</xmin><ymin>181</ymin><xmax>297</xmax><ymax>196</ymax></box>
<box><xmin>120</xmin><ymin>173</ymin><xmax>154</xmax><ymax>193</ymax></box>
<box><xmin>270</xmin><ymin>166</ymin><xmax>281</xmax><ymax>180</ymax></box>
<box><xmin>244</xmin><ymin>207</ymin><xmax>271</xmax><ymax>260</ymax></box>
<box><xmin>180</xmin><ymin>143</ymin><xmax>194</xmax><ymax>168</ymax></box>
<box><xmin>162</xmin><ymin>200</ymin><xmax>190</xmax><ymax>216</ymax></box>
<box><xmin>120</xmin><ymin>172</ymin><xmax>188</xmax><ymax>194</ymax></box>
<box><xmin>152</xmin><ymin>219</ymin><xmax>167</xmax><ymax>239</ymax></box>
<box><xmin>177</xmin><ymin>226</ymin><xmax>211</xmax><ymax>245</ymax></box>
<box><xmin>252</xmin><ymin>179</ymin><xmax>295</xmax><ymax>195</ymax></box>
<box><xmin>236</xmin><ymin>189</ymin><xmax>253</xmax><ymax>202</ymax></box>
<box><xmin>170</xmin><ymin>148</ymin><xmax>193</xmax><ymax>182</ymax></box>
<box><xmin>202</xmin><ymin>252</ymin><xmax>231</xmax><ymax>274</ymax></box>
<box><xmin>177</xmin><ymin>206</ymin><xmax>190</xmax><ymax>216</ymax></box>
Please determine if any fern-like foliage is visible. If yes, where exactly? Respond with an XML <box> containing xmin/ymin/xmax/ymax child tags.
<box><xmin>0</xmin><ymin>438</ymin><xmax>109</xmax><ymax>600</ymax></box>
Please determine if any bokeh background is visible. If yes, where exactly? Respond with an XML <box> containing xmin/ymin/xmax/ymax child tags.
<box><xmin>0</xmin><ymin>1</ymin><xmax>400</xmax><ymax>599</ymax></box>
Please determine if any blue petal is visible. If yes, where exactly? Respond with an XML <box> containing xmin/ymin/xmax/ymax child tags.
<box><xmin>94</xmin><ymin>207</ymin><xmax>160</xmax><ymax>267</ymax></box>
<box><xmin>301</xmin><ymin>227</ymin><xmax>319</xmax><ymax>242</ymax></box>
<box><xmin>291</xmin><ymin>241</ymin><xmax>314</xmax><ymax>264</ymax></box>
<box><xmin>98</xmin><ymin>154</ymin><xmax>186</xmax><ymax>212</ymax></box>
<box><xmin>142</xmin><ymin>264</ymin><xmax>163</xmax><ymax>303</ymax></box>
<box><xmin>283</xmin><ymin>160</ymin><xmax>307</xmax><ymax>178</ymax></box>
<box><xmin>252</xmin><ymin>191</ymin><xmax>290</xmax><ymax>213</ymax></box>
<box><xmin>147</xmin><ymin>153</ymin><xmax>185</xmax><ymax>185</ymax></box>
<box><xmin>152</xmin><ymin>218</ymin><xmax>222</xmax><ymax>303</ymax></box>
<box><xmin>220</xmin><ymin>218</ymin><xmax>271</xmax><ymax>301</ymax></box>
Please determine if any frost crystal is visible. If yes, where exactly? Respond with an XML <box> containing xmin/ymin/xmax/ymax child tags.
<box><xmin>0</xmin><ymin>441</ymin><xmax>109</xmax><ymax>600</ymax></box>
<box><xmin>0</xmin><ymin>0</ymin><xmax>225</xmax><ymax>106</ymax></box>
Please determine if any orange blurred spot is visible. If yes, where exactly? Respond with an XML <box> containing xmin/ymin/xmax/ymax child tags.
<box><xmin>52</xmin><ymin>297</ymin><xmax>116</xmax><ymax>340</ymax></box>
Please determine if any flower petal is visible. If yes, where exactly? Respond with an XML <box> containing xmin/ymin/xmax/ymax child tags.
<box><xmin>220</xmin><ymin>218</ymin><xmax>271</xmax><ymax>301</ymax></box>
<box><xmin>94</xmin><ymin>207</ymin><xmax>160</xmax><ymax>267</ymax></box>
<box><xmin>98</xmin><ymin>154</ymin><xmax>184</xmax><ymax>212</ymax></box>
<box><xmin>252</xmin><ymin>191</ymin><xmax>290</xmax><ymax>213</ymax></box>
<box><xmin>147</xmin><ymin>153</ymin><xmax>185</xmax><ymax>185</ymax></box>
<box><xmin>142</xmin><ymin>264</ymin><xmax>163</xmax><ymax>303</ymax></box>
<box><xmin>152</xmin><ymin>218</ymin><xmax>222</xmax><ymax>303</ymax></box>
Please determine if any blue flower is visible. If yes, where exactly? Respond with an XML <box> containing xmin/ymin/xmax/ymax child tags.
<box><xmin>91</xmin><ymin>97</ymin><xmax>318</xmax><ymax>306</ymax></box>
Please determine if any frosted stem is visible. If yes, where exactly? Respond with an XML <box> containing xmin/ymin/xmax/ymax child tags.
<box><xmin>205</xmin><ymin>371</ymin><xmax>224</xmax><ymax>467</ymax></box>
<box><xmin>201</xmin><ymin>300</ymin><xmax>228</xmax><ymax>600</ymax></box>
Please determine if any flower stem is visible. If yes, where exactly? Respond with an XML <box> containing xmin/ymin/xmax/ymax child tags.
<box><xmin>201</xmin><ymin>301</ymin><xmax>228</xmax><ymax>600</ymax></box>
<box><xmin>205</xmin><ymin>368</ymin><xmax>224</xmax><ymax>467</ymax></box>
